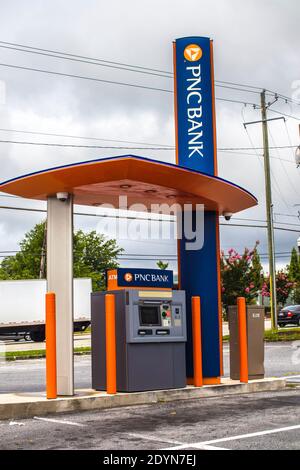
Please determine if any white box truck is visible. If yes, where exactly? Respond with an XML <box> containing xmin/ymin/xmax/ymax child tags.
<box><xmin>0</xmin><ymin>278</ymin><xmax>92</xmax><ymax>342</ymax></box>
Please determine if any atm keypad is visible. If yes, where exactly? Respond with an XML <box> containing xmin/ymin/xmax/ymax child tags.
<box><xmin>160</xmin><ymin>303</ymin><xmax>172</xmax><ymax>327</ymax></box>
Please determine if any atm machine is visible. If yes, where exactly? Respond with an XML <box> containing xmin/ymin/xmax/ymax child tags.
<box><xmin>91</xmin><ymin>268</ymin><xmax>187</xmax><ymax>392</ymax></box>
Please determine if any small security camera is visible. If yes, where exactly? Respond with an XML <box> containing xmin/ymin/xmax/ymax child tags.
<box><xmin>56</xmin><ymin>192</ymin><xmax>69</xmax><ymax>202</ymax></box>
<box><xmin>223</xmin><ymin>212</ymin><xmax>233</xmax><ymax>221</ymax></box>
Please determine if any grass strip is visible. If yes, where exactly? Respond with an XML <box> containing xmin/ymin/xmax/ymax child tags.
<box><xmin>0</xmin><ymin>346</ymin><xmax>91</xmax><ymax>361</ymax></box>
<box><xmin>223</xmin><ymin>328</ymin><xmax>300</xmax><ymax>343</ymax></box>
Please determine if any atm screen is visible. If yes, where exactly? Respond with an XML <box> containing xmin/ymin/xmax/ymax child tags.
<box><xmin>139</xmin><ymin>306</ymin><xmax>161</xmax><ymax>326</ymax></box>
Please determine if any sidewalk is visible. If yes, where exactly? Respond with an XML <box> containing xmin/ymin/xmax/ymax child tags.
<box><xmin>0</xmin><ymin>378</ymin><xmax>286</xmax><ymax>421</ymax></box>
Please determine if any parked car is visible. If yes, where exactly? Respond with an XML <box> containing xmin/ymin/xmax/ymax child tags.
<box><xmin>277</xmin><ymin>305</ymin><xmax>300</xmax><ymax>327</ymax></box>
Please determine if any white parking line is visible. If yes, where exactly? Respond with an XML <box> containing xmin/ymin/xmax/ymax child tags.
<box><xmin>162</xmin><ymin>423</ymin><xmax>300</xmax><ymax>450</ymax></box>
<box><xmin>33</xmin><ymin>416</ymin><xmax>86</xmax><ymax>427</ymax></box>
<box><xmin>197</xmin><ymin>444</ymin><xmax>229</xmax><ymax>451</ymax></box>
<box><xmin>128</xmin><ymin>433</ymin><xmax>228</xmax><ymax>450</ymax></box>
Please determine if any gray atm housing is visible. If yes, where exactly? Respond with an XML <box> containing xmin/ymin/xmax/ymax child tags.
<box><xmin>91</xmin><ymin>289</ymin><xmax>187</xmax><ymax>392</ymax></box>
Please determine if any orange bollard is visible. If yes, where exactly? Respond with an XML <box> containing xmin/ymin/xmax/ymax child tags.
<box><xmin>105</xmin><ymin>294</ymin><xmax>117</xmax><ymax>394</ymax></box>
<box><xmin>45</xmin><ymin>292</ymin><xmax>57</xmax><ymax>399</ymax></box>
<box><xmin>192</xmin><ymin>296</ymin><xmax>203</xmax><ymax>387</ymax></box>
<box><xmin>237</xmin><ymin>297</ymin><xmax>248</xmax><ymax>383</ymax></box>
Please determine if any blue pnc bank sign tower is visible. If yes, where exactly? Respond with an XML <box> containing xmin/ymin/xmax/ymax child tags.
<box><xmin>173</xmin><ymin>37</ymin><xmax>216</xmax><ymax>174</ymax></box>
<box><xmin>173</xmin><ymin>37</ymin><xmax>221</xmax><ymax>382</ymax></box>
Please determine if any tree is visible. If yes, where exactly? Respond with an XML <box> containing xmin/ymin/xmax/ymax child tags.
<box><xmin>220</xmin><ymin>242</ymin><xmax>263</xmax><ymax>311</ymax></box>
<box><xmin>73</xmin><ymin>229</ymin><xmax>123</xmax><ymax>290</ymax></box>
<box><xmin>288</xmin><ymin>247</ymin><xmax>300</xmax><ymax>283</ymax></box>
<box><xmin>293</xmin><ymin>286</ymin><xmax>300</xmax><ymax>304</ymax></box>
<box><xmin>0</xmin><ymin>221</ymin><xmax>124</xmax><ymax>291</ymax></box>
<box><xmin>156</xmin><ymin>260</ymin><xmax>169</xmax><ymax>270</ymax></box>
<box><xmin>262</xmin><ymin>270</ymin><xmax>295</xmax><ymax>307</ymax></box>
<box><xmin>0</xmin><ymin>222</ymin><xmax>46</xmax><ymax>280</ymax></box>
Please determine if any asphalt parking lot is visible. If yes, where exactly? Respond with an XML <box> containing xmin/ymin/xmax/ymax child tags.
<box><xmin>0</xmin><ymin>340</ymin><xmax>299</xmax><ymax>450</ymax></box>
<box><xmin>0</xmin><ymin>388</ymin><xmax>299</xmax><ymax>450</ymax></box>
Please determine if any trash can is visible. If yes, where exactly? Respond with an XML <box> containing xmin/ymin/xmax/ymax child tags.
<box><xmin>228</xmin><ymin>305</ymin><xmax>265</xmax><ymax>380</ymax></box>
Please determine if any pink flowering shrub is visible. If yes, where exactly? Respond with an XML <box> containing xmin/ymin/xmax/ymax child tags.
<box><xmin>221</xmin><ymin>241</ymin><xmax>263</xmax><ymax>310</ymax></box>
<box><xmin>262</xmin><ymin>270</ymin><xmax>295</xmax><ymax>306</ymax></box>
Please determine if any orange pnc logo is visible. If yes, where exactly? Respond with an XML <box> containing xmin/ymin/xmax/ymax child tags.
<box><xmin>124</xmin><ymin>272</ymin><xmax>133</xmax><ymax>282</ymax></box>
<box><xmin>184</xmin><ymin>44</ymin><xmax>203</xmax><ymax>62</ymax></box>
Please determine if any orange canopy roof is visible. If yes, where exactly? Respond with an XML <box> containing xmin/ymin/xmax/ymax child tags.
<box><xmin>0</xmin><ymin>155</ymin><xmax>257</xmax><ymax>214</ymax></box>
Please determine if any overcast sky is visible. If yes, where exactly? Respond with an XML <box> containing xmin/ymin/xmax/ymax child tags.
<box><xmin>0</xmin><ymin>0</ymin><xmax>299</xmax><ymax>272</ymax></box>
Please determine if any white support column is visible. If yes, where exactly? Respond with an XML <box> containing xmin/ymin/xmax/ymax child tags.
<box><xmin>47</xmin><ymin>194</ymin><xmax>74</xmax><ymax>396</ymax></box>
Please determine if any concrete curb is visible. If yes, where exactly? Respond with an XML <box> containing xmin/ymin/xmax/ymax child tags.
<box><xmin>0</xmin><ymin>378</ymin><xmax>286</xmax><ymax>421</ymax></box>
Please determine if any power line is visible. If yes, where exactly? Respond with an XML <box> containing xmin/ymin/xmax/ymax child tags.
<box><xmin>268</xmin><ymin>126</ymin><xmax>300</xmax><ymax>199</ymax></box>
<box><xmin>1</xmin><ymin>39</ymin><xmax>299</xmax><ymax>112</ymax></box>
<box><xmin>216</xmin><ymin>97</ymin><xmax>258</xmax><ymax>107</ymax></box>
<box><xmin>0</xmin><ymin>249</ymin><xmax>293</xmax><ymax>261</ymax></box>
<box><xmin>0</xmin><ymin>204</ymin><xmax>299</xmax><ymax>233</ymax></box>
<box><xmin>0</xmin><ymin>137</ymin><xmax>296</xmax><ymax>165</ymax></box>
<box><xmin>0</xmin><ymin>139</ymin><xmax>174</xmax><ymax>150</ymax></box>
<box><xmin>275</xmin><ymin>212</ymin><xmax>300</xmax><ymax>219</ymax></box>
<box><xmin>0</xmin><ymin>62</ymin><xmax>174</xmax><ymax>94</ymax></box>
<box><xmin>2</xmin><ymin>39</ymin><xmax>299</xmax><ymax>109</ymax></box>
<box><xmin>0</xmin><ymin>204</ymin><xmax>176</xmax><ymax>222</ymax></box>
<box><xmin>7</xmin><ymin>249</ymin><xmax>289</xmax><ymax>257</ymax></box>
<box><xmin>0</xmin><ymin>138</ymin><xmax>297</xmax><ymax>150</ymax></box>
<box><xmin>215</xmin><ymin>80</ymin><xmax>263</xmax><ymax>91</ymax></box>
<box><xmin>219</xmin><ymin>145</ymin><xmax>297</xmax><ymax>150</ymax></box>
<box><xmin>0</xmin><ymin>42</ymin><xmax>264</xmax><ymax>95</ymax></box>
<box><xmin>0</xmin><ymin>61</ymin><xmax>263</xmax><ymax>109</ymax></box>
<box><xmin>0</xmin><ymin>254</ymin><xmax>177</xmax><ymax>260</ymax></box>
<box><xmin>268</xmin><ymin>108</ymin><xmax>300</xmax><ymax>121</ymax></box>
<box><xmin>0</xmin><ymin>40</ymin><xmax>174</xmax><ymax>75</ymax></box>
<box><xmin>220</xmin><ymin>222</ymin><xmax>300</xmax><ymax>233</ymax></box>
<box><xmin>0</xmin><ymin>127</ymin><xmax>174</xmax><ymax>148</ymax></box>
<box><xmin>264</xmin><ymin>89</ymin><xmax>300</xmax><ymax>107</ymax></box>
<box><xmin>0</xmin><ymin>203</ymin><xmax>299</xmax><ymax>228</ymax></box>
<box><xmin>0</xmin><ymin>40</ymin><xmax>270</xmax><ymax>94</ymax></box>
<box><xmin>231</xmin><ymin>216</ymin><xmax>300</xmax><ymax>228</ymax></box>
<box><xmin>219</xmin><ymin>149</ymin><xmax>295</xmax><ymax>164</ymax></box>
<box><xmin>0</xmin><ymin>43</ymin><xmax>173</xmax><ymax>79</ymax></box>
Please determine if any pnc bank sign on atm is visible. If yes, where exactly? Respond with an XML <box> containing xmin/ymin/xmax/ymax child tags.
<box><xmin>108</xmin><ymin>268</ymin><xmax>174</xmax><ymax>289</ymax></box>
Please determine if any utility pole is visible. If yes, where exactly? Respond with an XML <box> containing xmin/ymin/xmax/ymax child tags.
<box><xmin>244</xmin><ymin>91</ymin><xmax>281</xmax><ymax>329</ymax></box>
<box><xmin>260</xmin><ymin>90</ymin><xmax>277</xmax><ymax>329</ymax></box>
